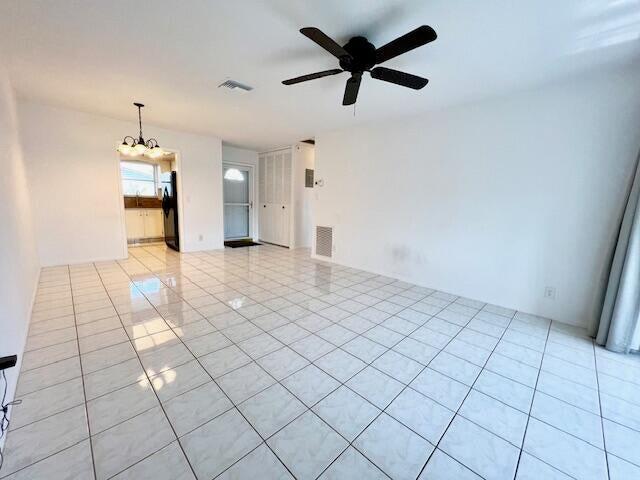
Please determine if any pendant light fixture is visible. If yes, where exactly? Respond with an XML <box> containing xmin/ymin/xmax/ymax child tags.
<box><xmin>117</xmin><ymin>102</ymin><xmax>165</xmax><ymax>158</ymax></box>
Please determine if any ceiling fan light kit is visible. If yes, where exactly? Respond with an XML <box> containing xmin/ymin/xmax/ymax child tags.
<box><xmin>282</xmin><ymin>25</ymin><xmax>436</xmax><ymax>106</ymax></box>
<box><xmin>117</xmin><ymin>102</ymin><xmax>167</xmax><ymax>158</ymax></box>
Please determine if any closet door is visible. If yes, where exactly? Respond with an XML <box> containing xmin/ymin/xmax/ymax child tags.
<box><xmin>257</xmin><ymin>148</ymin><xmax>292</xmax><ymax>247</ymax></box>
<box><xmin>258</xmin><ymin>154</ymin><xmax>267</xmax><ymax>241</ymax></box>
<box><xmin>261</xmin><ymin>153</ymin><xmax>271</xmax><ymax>243</ymax></box>
<box><xmin>279</xmin><ymin>204</ymin><xmax>289</xmax><ymax>246</ymax></box>
<box><xmin>281</xmin><ymin>151</ymin><xmax>292</xmax><ymax>246</ymax></box>
<box><xmin>272</xmin><ymin>153</ymin><xmax>283</xmax><ymax>245</ymax></box>
<box><xmin>258</xmin><ymin>155</ymin><xmax>265</xmax><ymax>203</ymax></box>
<box><xmin>268</xmin><ymin>204</ymin><xmax>277</xmax><ymax>245</ymax></box>
<box><xmin>283</xmin><ymin>151</ymin><xmax>292</xmax><ymax>207</ymax></box>
<box><xmin>265</xmin><ymin>153</ymin><xmax>275</xmax><ymax>206</ymax></box>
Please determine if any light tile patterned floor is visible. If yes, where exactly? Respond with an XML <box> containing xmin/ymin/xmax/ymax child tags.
<box><xmin>2</xmin><ymin>244</ymin><xmax>640</xmax><ymax>479</ymax></box>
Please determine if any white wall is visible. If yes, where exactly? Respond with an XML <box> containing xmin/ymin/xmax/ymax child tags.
<box><xmin>314</xmin><ymin>69</ymin><xmax>640</xmax><ymax>327</ymax></box>
<box><xmin>0</xmin><ymin>64</ymin><xmax>39</xmax><ymax>448</ymax></box>
<box><xmin>222</xmin><ymin>144</ymin><xmax>259</xmax><ymax>240</ymax></box>
<box><xmin>19</xmin><ymin>101</ymin><xmax>224</xmax><ymax>265</ymax></box>
<box><xmin>222</xmin><ymin>144</ymin><xmax>258</xmax><ymax>167</ymax></box>
<box><xmin>292</xmin><ymin>143</ymin><xmax>315</xmax><ymax>248</ymax></box>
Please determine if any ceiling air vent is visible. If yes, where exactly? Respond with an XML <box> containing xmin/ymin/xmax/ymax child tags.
<box><xmin>315</xmin><ymin>226</ymin><xmax>333</xmax><ymax>258</ymax></box>
<box><xmin>218</xmin><ymin>80</ymin><xmax>253</xmax><ymax>92</ymax></box>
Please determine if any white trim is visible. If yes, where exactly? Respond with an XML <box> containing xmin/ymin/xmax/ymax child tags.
<box><xmin>115</xmin><ymin>148</ymin><xmax>128</xmax><ymax>258</ymax></box>
<box><xmin>258</xmin><ymin>146</ymin><xmax>292</xmax><ymax>155</ymax></box>
<box><xmin>116</xmin><ymin>146</ymin><xmax>184</xmax><ymax>254</ymax></box>
<box><xmin>173</xmin><ymin>150</ymin><xmax>185</xmax><ymax>252</ymax></box>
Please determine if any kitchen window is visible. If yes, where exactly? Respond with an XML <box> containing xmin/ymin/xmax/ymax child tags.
<box><xmin>121</xmin><ymin>161</ymin><xmax>160</xmax><ymax>197</ymax></box>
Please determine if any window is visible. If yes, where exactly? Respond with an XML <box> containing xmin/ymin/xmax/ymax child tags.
<box><xmin>121</xmin><ymin>160</ymin><xmax>174</xmax><ymax>197</ymax></box>
<box><xmin>121</xmin><ymin>161</ymin><xmax>157</xmax><ymax>196</ymax></box>
<box><xmin>160</xmin><ymin>170</ymin><xmax>172</xmax><ymax>196</ymax></box>
<box><xmin>224</xmin><ymin>168</ymin><xmax>245</xmax><ymax>182</ymax></box>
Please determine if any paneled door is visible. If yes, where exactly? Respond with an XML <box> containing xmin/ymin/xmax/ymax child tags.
<box><xmin>258</xmin><ymin>148</ymin><xmax>291</xmax><ymax>247</ymax></box>
<box><xmin>223</xmin><ymin>165</ymin><xmax>252</xmax><ymax>239</ymax></box>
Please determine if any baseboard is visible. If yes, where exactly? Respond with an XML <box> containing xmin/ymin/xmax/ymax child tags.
<box><xmin>40</xmin><ymin>252</ymin><xmax>128</xmax><ymax>267</ymax></box>
<box><xmin>127</xmin><ymin>237</ymin><xmax>164</xmax><ymax>245</ymax></box>
<box><xmin>308</xmin><ymin>253</ymin><xmax>589</xmax><ymax>329</ymax></box>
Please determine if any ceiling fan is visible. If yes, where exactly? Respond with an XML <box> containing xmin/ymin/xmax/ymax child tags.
<box><xmin>282</xmin><ymin>25</ymin><xmax>437</xmax><ymax>106</ymax></box>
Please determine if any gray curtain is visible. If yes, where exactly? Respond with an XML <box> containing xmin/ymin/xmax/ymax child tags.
<box><xmin>592</xmin><ymin>152</ymin><xmax>640</xmax><ymax>353</ymax></box>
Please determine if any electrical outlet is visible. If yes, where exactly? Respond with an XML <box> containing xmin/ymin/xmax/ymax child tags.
<box><xmin>544</xmin><ymin>286</ymin><xmax>556</xmax><ymax>300</ymax></box>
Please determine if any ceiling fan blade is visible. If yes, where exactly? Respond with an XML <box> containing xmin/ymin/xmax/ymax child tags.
<box><xmin>343</xmin><ymin>72</ymin><xmax>362</xmax><ymax>106</ymax></box>
<box><xmin>282</xmin><ymin>69</ymin><xmax>343</xmax><ymax>85</ymax></box>
<box><xmin>300</xmin><ymin>27</ymin><xmax>352</xmax><ymax>59</ymax></box>
<box><xmin>375</xmin><ymin>25</ymin><xmax>437</xmax><ymax>64</ymax></box>
<box><xmin>370</xmin><ymin>67</ymin><xmax>428</xmax><ymax>89</ymax></box>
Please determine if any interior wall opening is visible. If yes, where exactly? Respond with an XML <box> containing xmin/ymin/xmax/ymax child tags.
<box><xmin>118</xmin><ymin>152</ymin><xmax>180</xmax><ymax>251</ymax></box>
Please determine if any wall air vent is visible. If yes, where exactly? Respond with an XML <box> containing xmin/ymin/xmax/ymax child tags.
<box><xmin>218</xmin><ymin>80</ymin><xmax>253</xmax><ymax>92</ymax></box>
<box><xmin>315</xmin><ymin>226</ymin><xmax>333</xmax><ymax>258</ymax></box>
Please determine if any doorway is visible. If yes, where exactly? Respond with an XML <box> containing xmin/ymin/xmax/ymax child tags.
<box><xmin>117</xmin><ymin>151</ymin><xmax>182</xmax><ymax>253</ymax></box>
<box><xmin>223</xmin><ymin>164</ymin><xmax>254</xmax><ymax>240</ymax></box>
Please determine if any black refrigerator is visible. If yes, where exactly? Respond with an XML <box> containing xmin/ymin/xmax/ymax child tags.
<box><xmin>162</xmin><ymin>171</ymin><xmax>180</xmax><ymax>251</ymax></box>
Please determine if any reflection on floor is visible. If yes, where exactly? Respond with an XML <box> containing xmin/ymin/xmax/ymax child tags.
<box><xmin>2</xmin><ymin>244</ymin><xmax>640</xmax><ymax>479</ymax></box>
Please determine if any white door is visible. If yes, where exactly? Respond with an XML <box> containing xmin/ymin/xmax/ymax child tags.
<box><xmin>223</xmin><ymin>165</ymin><xmax>252</xmax><ymax>240</ymax></box>
<box><xmin>282</xmin><ymin>150</ymin><xmax>292</xmax><ymax>245</ymax></box>
<box><xmin>259</xmin><ymin>155</ymin><xmax>269</xmax><ymax>242</ymax></box>
<box><xmin>258</xmin><ymin>149</ymin><xmax>291</xmax><ymax>247</ymax></box>
<box><xmin>280</xmin><ymin>204</ymin><xmax>290</xmax><ymax>245</ymax></box>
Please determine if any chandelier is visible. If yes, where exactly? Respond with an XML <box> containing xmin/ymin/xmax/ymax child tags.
<box><xmin>117</xmin><ymin>102</ymin><xmax>166</xmax><ymax>159</ymax></box>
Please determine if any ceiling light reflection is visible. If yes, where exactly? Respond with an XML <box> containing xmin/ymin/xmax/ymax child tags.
<box><xmin>570</xmin><ymin>0</ymin><xmax>640</xmax><ymax>53</ymax></box>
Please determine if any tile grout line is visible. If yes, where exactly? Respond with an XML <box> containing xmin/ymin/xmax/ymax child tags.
<box><xmin>512</xmin><ymin>318</ymin><xmax>552</xmax><ymax>479</ymax></box>
<box><xmin>152</xmin><ymin>248</ymin><xmax>552</xmax><ymax>475</ymax></box>
<box><xmin>111</xmin><ymin>247</ymin><xmax>301</xmax><ymax>480</ymax></box>
<box><xmin>140</xmin><ymin>244</ymin><xmax>424</xmax><ymax>478</ymax></box>
<box><xmin>132</xmin><ymin>248</ymin><xmax>304</xmax><ymax>478</ymax></box>
<box><xmin>141</xmin><ymin>245</ymin><xmax>532</xmax><ymax>479</ymax></box>
<box><xmin>91</xmin><ymin>262</ymin><xmax>200</xmax><ymax>480</ymax></box>
<box><xmin>411</xmin><ymin>303</ymin><xmax>518</xmax><ymax>479</ymax></box>
<box><xmin>2</xmin><ymin>251</ymin><xmax>364</xmax><ymax>476</ymax></box>
<box><xmin>313</xmin><ymin>296</ymin><xmax>463</xmax><ymax>479</ymax></box>
<box><xmin>68</xmin><ymin>265</ymin><xmax>99</xmax><ymax>480</ymax></box>
<box><xmin>12</xmin><ymin>246</ymin><xmax>632</xmax><ymax>480</ymax></box>
<box><xmin>0</xmin><ymin>439</ymin><xmax>89</xmax><ymax>479</ymax></box>
<box><xmin>592</xmin><ymin>339</ymin><xmax>611</xmax><ymax>480</ymax></box>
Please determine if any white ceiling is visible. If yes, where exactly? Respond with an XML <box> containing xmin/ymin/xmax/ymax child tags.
<box><xmin>1</xmin><ymin>0</ymin><xmax>639</xmax><ymax>150</ymax></box>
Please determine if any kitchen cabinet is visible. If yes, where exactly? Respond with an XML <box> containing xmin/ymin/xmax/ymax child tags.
<box><xmin>125</xmin><ymin>209</ymin><xmax>164</xmax><ymax>241</ymax></box>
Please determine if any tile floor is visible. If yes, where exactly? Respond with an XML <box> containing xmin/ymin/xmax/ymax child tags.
<box><xmin>1</xmin><ymin>243</ymin><xmax>640</xmax><ymax>479</ymax></box>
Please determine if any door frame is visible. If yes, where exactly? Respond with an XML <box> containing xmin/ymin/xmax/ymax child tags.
<box><xmin>222</xmin><ymin>162</ymin><xmax>256</xmax><ymax>240</ymax></box>
<box><xmin>116</xmin><ymin>147</ymin><xmax>184</xmax><ymax>256</ymax></box>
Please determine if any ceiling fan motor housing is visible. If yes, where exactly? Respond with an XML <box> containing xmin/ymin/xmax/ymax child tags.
<box><xmin>340</xmin><ymin>36</ymin><xmax>376</xmax><ymax>73</ymax></box>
